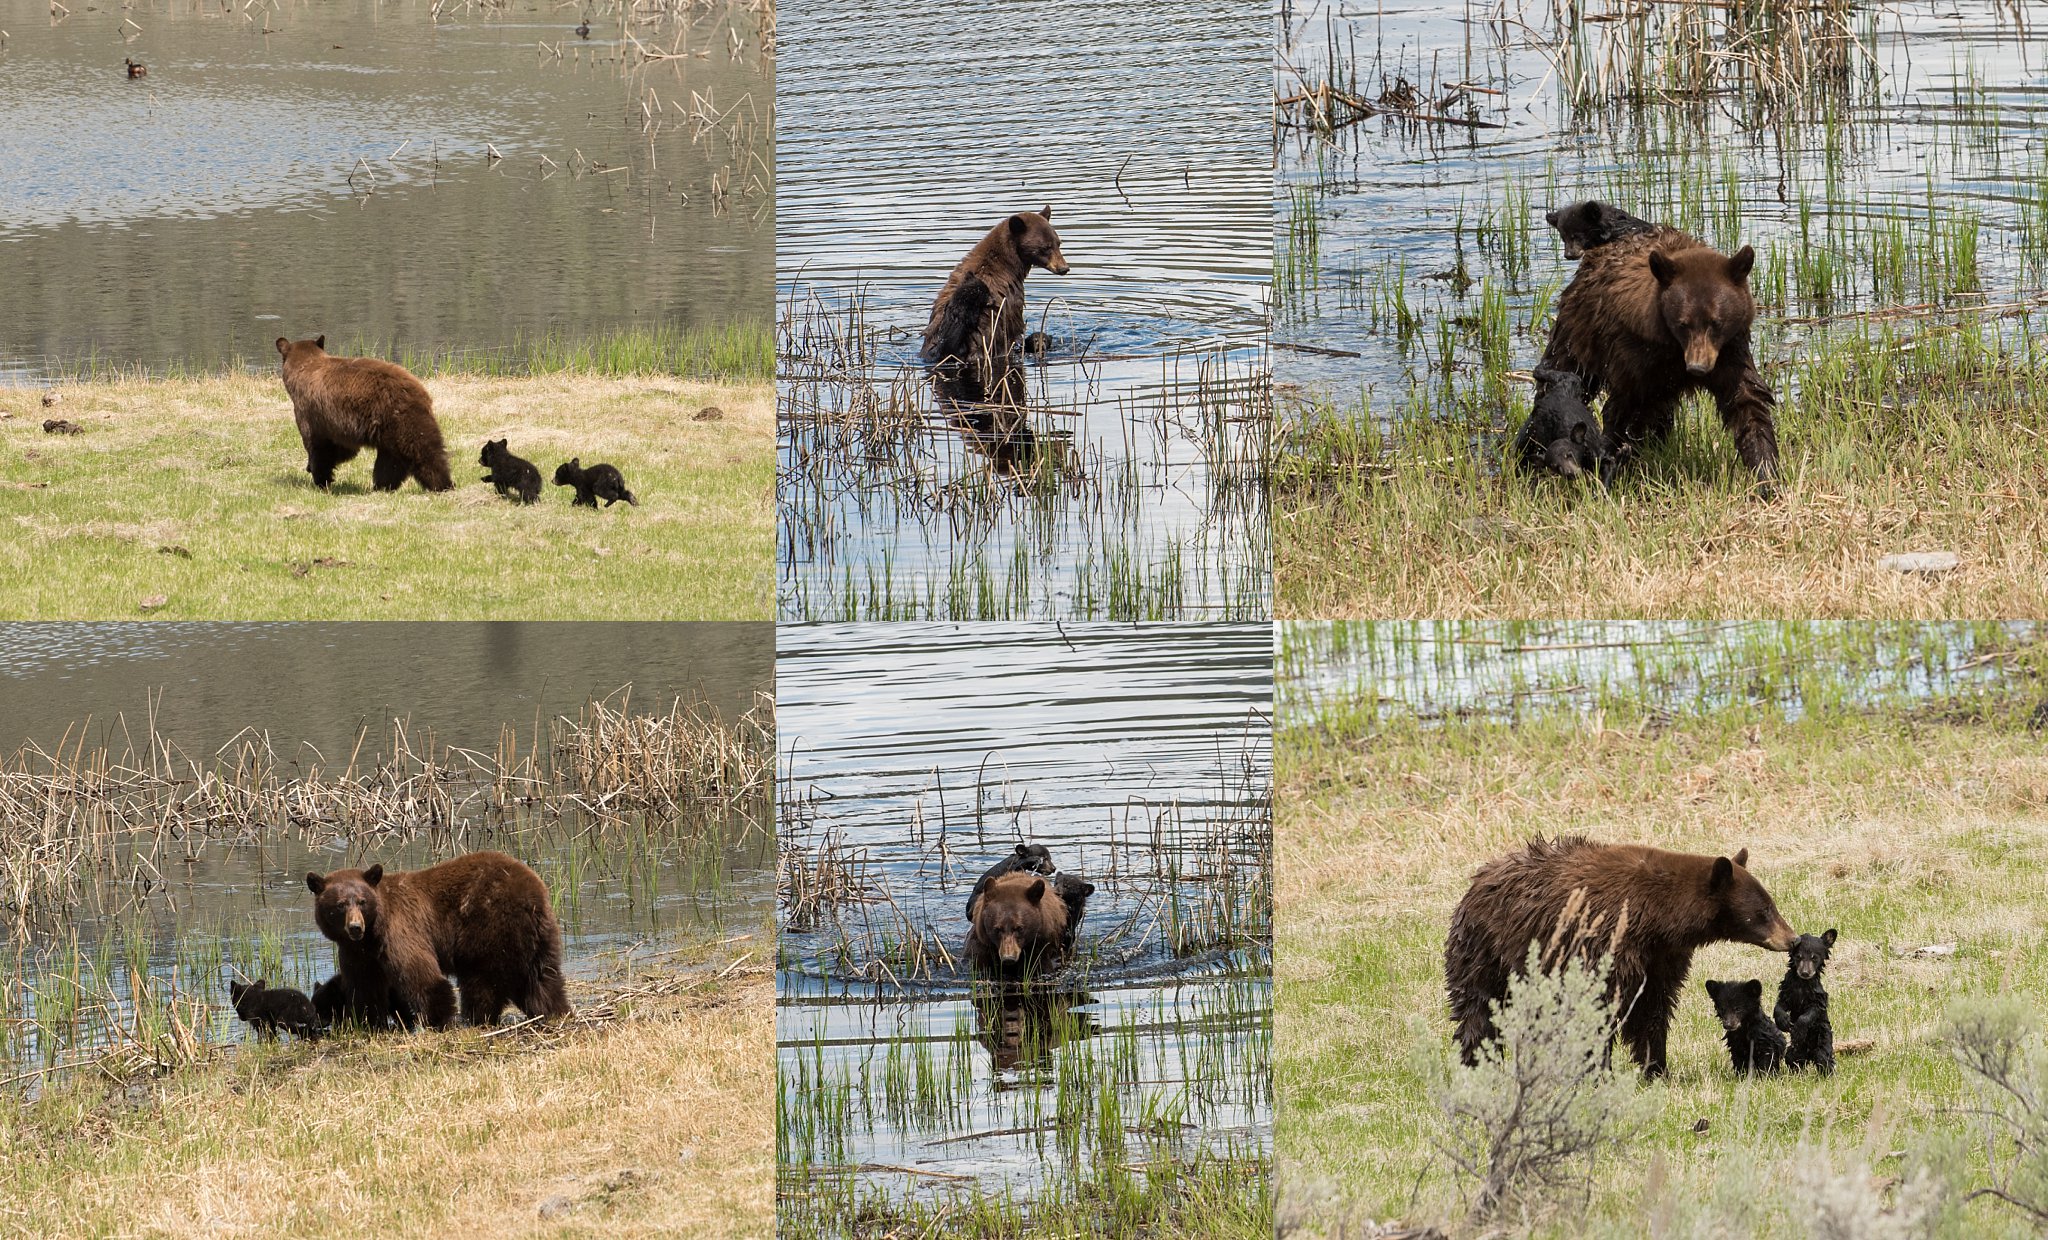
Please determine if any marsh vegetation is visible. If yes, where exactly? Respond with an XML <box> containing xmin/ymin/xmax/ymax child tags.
<box><xmin>1274</xmin><ymin>0</ymin><xmax>2048</xmax><ymax>616</ymax></box>
<box><xmin>773</xmin><ymin>624</ymin><xmax>1275</xmax><ymax>1236</ymax></box>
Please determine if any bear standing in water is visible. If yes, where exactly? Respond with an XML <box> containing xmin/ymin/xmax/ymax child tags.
<box><xmin>1445</xmin><ymin>836</ymin><xmax>1798</xmax><ymax>1078</ymax></box>
<box><xmin>1537</xmin><ymin>228</ymin><xmax>1781</xmax><ymax>488</ymax></box>
<box><xmin>966</xmin><ymin>872</ymin><xmax>1076</xmax><ymax>979</ymax></box>
<box><xmin>275</xmin><ymin>336</ymin><xmax>454</xmax><ymax>493</ymax></box>
<box><xmin>306</xmin><ymin>851</ymin><xmax>572</xmax><ymax>1030</ymax></box>
<box><xmin>920</xmin><ymin>208</ymin><xmax>1070</xmax><ymax>378</ymax></box>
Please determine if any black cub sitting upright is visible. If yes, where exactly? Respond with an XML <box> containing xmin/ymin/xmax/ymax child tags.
<box><xmin>1775</xmin><ymin>929</ymin><xmax>1837</xmax><ymax>1074</ymax></box>
<box><xmin>1704</xmin><ymin>978</ymin><xmax>1786</xmax><ymax>1075</ymax></box>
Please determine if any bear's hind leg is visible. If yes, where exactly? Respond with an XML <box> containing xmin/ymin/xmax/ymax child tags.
<box><xmin>370</xmin><ymin>450</ymin><xmax>410</xmax><ymax>492</ymax></box>
<box><xmin>458</xmin><ymin>979</ymin><xmax>508</xmax><ymax>1027</ymax></box>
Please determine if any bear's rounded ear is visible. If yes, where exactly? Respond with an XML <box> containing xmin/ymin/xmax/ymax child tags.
<box><xmin>276</xmin><ymin>338</ymin><xmax>291</xmax><ymax>356</ymax></box>
<box><xmin>1709</xmin><ymin>856</ymin><xmax>1733</xmax><ymax>890</ymax></box>
<box><xmin>1732</xmin><ymin>847</ymin><xmax>1749</xmax><ymax>868</ymax></box>
<box><xmin>1822</xmin><ymin>928</ymin><xmax>1837</xmax><ymax>945</ymax></box>
<box><xmin>1024</xmin><ymin>878</ymin><xmax>1045</xmax><ymax>903</ymax></box>
<box><xmin>1040</xmin><ymin>204</ymin><xmax>1052</xmax><ymax>220</ymax></box>
<box><xmin>1570</xmin><ymin>422</ymin><xmax>1588</xmax><ymax>445</ymax></box>
<box><xmin>314</xmin><ymin>334</ymin><xmax>326</xmax><ymax>349</ymax></box>
<box><xmin>1009</xmin><ymin>214</ymin><xmax>1029</xmax><ymax>237</ymax></box>
<box><xmin>1647</xmin><ymin>250</ymin><xmax>1677</xmax><ymax>286</ymax></box>
<box><xmin>306</xmin><ymin>872</ymin><xmax>325</xmax><ymax>894</ymax></box>
<box><xmin>1704</xmin><ymin>979</ymin><xmax>1721</xmax><ymax>998</ymax></box>
<box><xmin>364</xmin><ymin>864</ymin><xmax>383</xmax><ymax>886</ymax></box>
<box><xmin>1014</xmin><ymin>843</ymin><xmax>1030</xmax><ymax>857</ymax></box>
<box><xmin>1728</xmin><ymin>245</ymin><xmax>1755</xmax><ymax>282</ymax></box>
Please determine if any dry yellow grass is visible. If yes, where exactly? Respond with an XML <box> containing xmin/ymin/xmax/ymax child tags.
<box><xmin>0</xmin><ymin>966</ymin><xmax>773</xmax><ymax>1239</ymax></box>
<box><xmin>1277</xmin><ymin>706</ymin><xmax>2048</xmax><ymax>1237</ymax></box>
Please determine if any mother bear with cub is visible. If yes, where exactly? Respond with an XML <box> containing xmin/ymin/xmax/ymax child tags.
<box><xmin>307</xmin><ymin>850</ymin><xmax>570</xmax><ymax>1030</ymax></box>
<box><xmin>1446</xmin><ymin>836</ymin><xmax>1797</xmax><ymax>1078</ymax></box>
<box><xmin>1534</xmin><ymin>202</ymin><xmax>1781</xmax><ymax>490</ymax></box>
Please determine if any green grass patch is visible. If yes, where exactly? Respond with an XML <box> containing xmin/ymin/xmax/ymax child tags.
<box><xmin>1277</xmin><ymin>627</ymin><xmax>2048</xmax><ymax>1237</ymax></box>
<box><xmin>0</xmin><ymin>370</ymin><xmax>772</xmax><ymax>619</ymax></box>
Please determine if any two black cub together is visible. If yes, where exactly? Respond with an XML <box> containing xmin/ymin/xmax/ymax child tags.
<box><xmin>1704</xmin><ymin>928</ymin><xmax>1837</xmax><ymax>1076</ymax></box>
<box><xmin>479</xmin><ymin>439</ymin><xmax>638</xmax><ymax>508</ymax></box>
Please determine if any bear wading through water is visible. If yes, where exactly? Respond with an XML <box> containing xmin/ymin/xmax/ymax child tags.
<box><xmin>274</xmin><ymin>336</ymin><xmax>453</xmax><ymax>493</ymax></box>
<box><xmin>1445</xmin><ymin>836</ymin><xmax>1798</xmax><ymax>1078</ymax></box>
<box><xmin>920</xmin><ymin>208</ymin><xmax>1069</xmax><ymax>381</ymax></box>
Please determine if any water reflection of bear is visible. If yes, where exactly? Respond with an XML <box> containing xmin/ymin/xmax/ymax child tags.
<box><xmin>974</xmin><ymin>987</ymin><xmax>1101</xmax><ymax>1073</ymax></box>
<box><xmin>930</xmin><ymin>364</ymin><xmax>1071</xmax><ymax>479</ymax></box>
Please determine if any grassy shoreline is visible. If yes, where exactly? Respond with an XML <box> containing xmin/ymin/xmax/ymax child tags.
<box><xmin>0</xmin><ymin>941</ymin><xmax>773</xmax><ymax>1239</ymax></box>
<box><xmin>1277</xmin><ymin>630</ymin><xmax>2048</xmax><ymax>1237</ymax></box>
<box><xmin>0</xmin><ymin>366</ymin><xmax>772</xmax><ymax>619</ymax></box>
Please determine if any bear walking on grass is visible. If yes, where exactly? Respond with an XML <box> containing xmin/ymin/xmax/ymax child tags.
<box><xmin>1536</xmin><ymin>227</ymin><xmax>1782</xmax><ymax>488</ymax></box>
<box><xmin>228</xmin><ymin>979</ymin><xmax>324</xmax><ymax>1040</ymax></box>
<box><xmin>1775</xmin><ymin>928</ymin><xmax>1837</xmax><ymax>1074</ymax></box>
<box><xmin>967</xmin><ymin>872</ymin><xmax>1080</xmax><ymax>980</ymax></box>
<box><xmin>306</xmin><ymin>850</ymin><xmax>571</xmax><ymax>1031</ymax></box>
<box><xmin>553</xmin><ymin>458</ymin><xmax>637</xmax><ymax>508</ymax></box>
<box><xmin>920</xmin><ymin>207</ymin><xmax>1070</xmax><ymax>380</ymax></box>
<box><xmin>1704</xmin><ymin>978</ymin><xmax>1786</xmax><ymax>1075</ymax></box>
<box><xmin>480</xmin><ymin>439</ymin><xmax>542</xmax><ymax>504</ymax></box>
<box><xmin>312</xmin><ymin>971</ymin><xmax>418</xmax><ymax>1031</ymax></box>
<box><xmin>275</xmin><ymin>336</ymin><xmax>453</xmax><ymax>493</ymax></box>
<box><xmin>1445</xmin><ymin>836</ymin><xmax>1798</xmax><ymax>1078</ymax></box>
<box><xmin>1515</xmin><ymin>368</ymin><xmax>1610</xmax><ymax>482</ymax></box>
<box><xmin>1546</xmin><ymin>200</ymin><xmax>1657</xmax><ymax>260</ymax></box>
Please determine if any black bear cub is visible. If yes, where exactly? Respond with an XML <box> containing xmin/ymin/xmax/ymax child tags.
<box><xmin>480</xmin><ymin>439</ymin><xmax>542</xmax><ymax>504</ymax></box>
<box><xmin>554</xmin><ymin>458</ymin><xmax>638</xmax><ymax>508</ymax></box>
<box><xmin>1704</xmin><ymin>978</ymin><xmax>1786</xmax><ymax>1074</ymax></box>
<box><xmin>1775</xmin><ymin>929</ymin><xmax>1837</xmax><ymax>1074</ymax></box>
<box><xmin>963</xmin><ymin>843</ymin><xmax>1057</xmax><ymax>920</ymax></box>
<box><xmin>229</xmin><ymin>979</ymin><xmax>324</xmax><ymax>1040</ymax></box>
<box><xmin>312</xmin><ymin>972</ymin><xmax>418</xmax><ymax>1031</ymax></box>
<box><xmin>1545</xmin><ymin>200</ymin><xmax>1658</xmax><ymax>260</ymax></box>
<box><xmin>1516</xmin><ymin>368</ymin><xmax>1609</xmax><ymax>481</ymax></box>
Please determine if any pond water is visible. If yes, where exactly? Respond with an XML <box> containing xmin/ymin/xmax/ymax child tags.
<box><xmin>1277</xmin><ymin>620</ymin><xmax>2042</xmax><ymax>727</ymax></box>
<box><xmin>0</xmin><ymin>0</ymin><xmax>772</xmax><ymax>382</ymax></box>
<box><xmin>1275</xmin><ymin>0</ymin><xmax>2048</xmax><ymax>431</ymax></box>
<box><xmin>776</xmin><ymin>0</ymin><xmax>1271</xmax><ymax>621</ymax></box>
<box><xmin>775</xmin><ymin>623</ymin><xmax>1272</xmax><ymax>1218</ymax></box>
<box><xmin>0</xmin><ymin>622</ymin><xmax>774</xmax><ymax>1077</ymax></box>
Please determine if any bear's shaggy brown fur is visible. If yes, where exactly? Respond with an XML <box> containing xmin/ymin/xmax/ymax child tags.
<box><xmin>1537</xmin><ymin>228</ymin><xmax>1781</xmax><ymax>487</ymax></box>
<box><xmin>275</xmin><ymin>336</ymin><xmax>454</xmax><ymax>492</ymax></box>
<box><xmin>965</xmin><ymin>871</ymin><xmax>1074</xmax><ymax>978</ymax></box>
<box><xmin>920</xmin><ymin>208</ymin><xmax>1069</xmax><ymax>378</ymax></box>
<box><xmin>306</xmin><ymin>850</ymin><xmax>570</xmax><ymax>1030</ymax></box>
<box><xmin>1445</xmin><ymin>836</ymin><xmax>1797</xmax><ymax>1078</ymax></box>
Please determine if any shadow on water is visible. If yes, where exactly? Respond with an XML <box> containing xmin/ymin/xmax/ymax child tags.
<box><xmin>774</xmin><ymin>624</ymin><xmax>1272</xmax><ymax>1234</ymax></box>
<box><xmin>0</xmin><ymin>0</ymin><xmax>773</xmax><ymax>382</ymax></box>
<box><xmin>0</xmin><ymin>623</ymin><xmax>774</xmax><ymax>1096</ymax></box>
<box><xmin>775</xmin><ymin>0</ymin><xmax>1271</xmax><ymax>621</ymax></box>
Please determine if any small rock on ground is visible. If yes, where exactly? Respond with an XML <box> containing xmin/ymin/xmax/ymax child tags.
<box><xmin>1878</xmin><ymin>551</ymin><xmax>1959</xmax><ymax>575</ymax></box>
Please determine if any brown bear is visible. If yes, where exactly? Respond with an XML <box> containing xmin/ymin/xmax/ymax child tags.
<box><xmin>920</xmin><ymin>207</ymin><xmax>1070</xmax><ymax>378</ymax></box>
<box><xmin>965</xmin><ymin>872</ymin><xmax>1075</xmax><ymax>978</ymax></box>
<box><xmin>306</xmin><ymin>850</ymin><xmax>571</xmax><ymax>1030</ymax></box>
<box><xmin>1445</xmin><ymin>836</ymin><xmax>1797</xmax><ymax>1078</ymax></box>
<box><xmin>275</xmin><ymin>335</ymin><xmax>454</xmax><ymax>492</ymax></box>
<box><xmin>1536</xmin><ymin>227</ymin><xmax>1781</xmax><ymax>488</ymax></box>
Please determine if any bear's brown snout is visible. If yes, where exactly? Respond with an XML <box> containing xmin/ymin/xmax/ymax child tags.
<box><xmin>1682</xmin><ymin>338</ymin><xmax>1720</xmax><ymax>375</ymax></box>
<box><xmin>1046</xmin><ymin>252</ymin><xmax>1070</xmax><ymax>276</ymax></box>
<box><xmin>997</xmin><ymin>933</ymin><xmax>1024</xmax><ymax>964</ymax></box>
<box><xmin>343</xmin><ymin>905</ymin><xmax>366</xmax><ymax>940</ymax></box>
<box><xmin>1763</xmin><ymin>918</ymin><xmax>1797</xmax><ymax>951</ymax></box>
